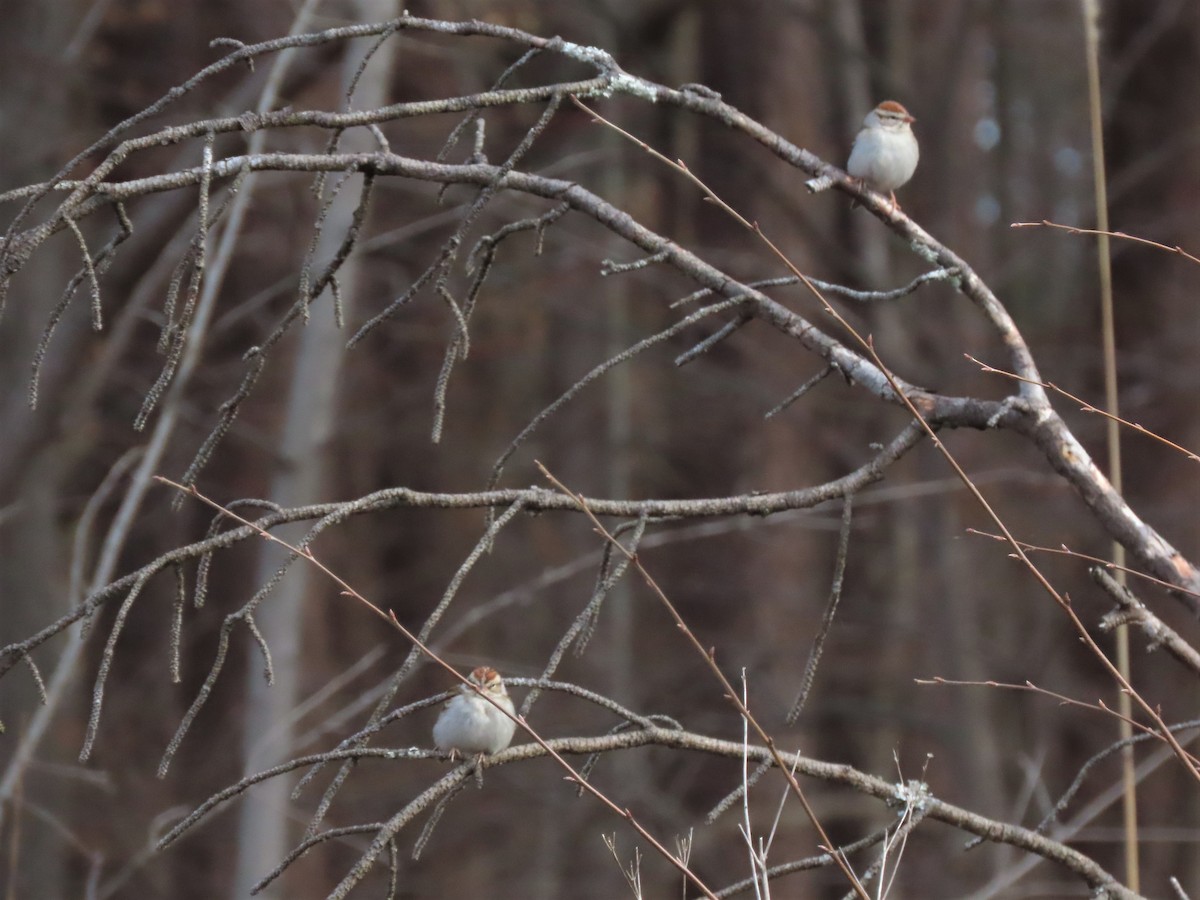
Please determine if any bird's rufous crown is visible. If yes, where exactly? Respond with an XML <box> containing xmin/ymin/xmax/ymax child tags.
<box><xmin>468</xmin><ymin>666</ymin><xmax>503</xmax><ymax>690</ymax></box>
<box><xmin>876</xmin><ymin>100</ymin><xmax>915</xmax><ymax>123</ymax></box>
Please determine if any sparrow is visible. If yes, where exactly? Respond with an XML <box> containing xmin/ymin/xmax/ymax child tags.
<box><xmin>846</xmin><ymin>100</ymin><xmax>919</xmax><ymax>211</ymax></box>
<box><xmin>432</xmin><ymin>666</ymin><xmax>517</xmax><ymax>759</ymax></box>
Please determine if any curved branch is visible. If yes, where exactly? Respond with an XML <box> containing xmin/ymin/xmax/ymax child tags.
<box><xmin>160</xmin><ymin>728</ymin><xmax>1139</xmax><ymax>899</ymax></box>
<box><xmin>0</xmin><ymin>424</ymin><xmax>922</xmax><ymax>679</ymax></box>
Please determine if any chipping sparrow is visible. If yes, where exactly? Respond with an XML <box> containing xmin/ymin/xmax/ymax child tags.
<box><xmin>433</xmin><ymin>666</ymin><xmax>517</xmax><ymax>759</ymax></box>
<box><xmin>846</xmin><ymin>100</ymin><xmax>918</xmax><ymax>211</ymax></box>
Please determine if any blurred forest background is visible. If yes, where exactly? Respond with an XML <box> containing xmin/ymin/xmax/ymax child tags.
<box><xmin>0</xmin><ymin>0</ymin><xmax>1198</xmax><ymax>897</ymax></box>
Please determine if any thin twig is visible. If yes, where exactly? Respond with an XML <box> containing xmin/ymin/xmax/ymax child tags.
<box><xmin>787</xmin><ymin>494</ymin><xmax>853</xmax><ymax>722</ymax></box>
<box><xmin>1012</xmin><ymin>219</ymin><xmax>1200</xmax><ymax>266</ymax></box>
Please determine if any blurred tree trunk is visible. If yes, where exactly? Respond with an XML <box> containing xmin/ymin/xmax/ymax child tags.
<box><xmin>0</xmin><ymin>2</ymin><xmax>90</xmax><ymax>896</ymax></box>
<box><xmin>835</xmin><ymin>0</ymin><xmax>920</xmax><ymax>789</ymax></box>
<box><xmin>1103</xmin><ymin>0</ymin><xmax>1200</xmax><ymax>887</ymax></box>
<box><xmin>232</xmin><ymin>2</ymin><xmax>398</xmax><ymax>895</ymax></box>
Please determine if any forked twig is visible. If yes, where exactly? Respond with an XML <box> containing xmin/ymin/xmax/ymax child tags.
<box><xmin>966</xmin><ymin>354</ymin><xmax>1200</xmax><ymax>462</ymax></box>
<box><xmin>1012</xmin><ymin>220</ymin><xmax>1200</xmax><ymax>267</ymax></box>
<box><xmin>536</xmin><ymin>462</ymin><xmax>870</xmax><ymax>900</ymax></box>
<box><xmin>964</xmin><ymin>529</ymin><xmax>1200</xmax><ymax>603</ymax></box>
<box><xmin>916</xmin><ymin>677</ymin><xmax>1200</xmax><ymax>768</ymax></box>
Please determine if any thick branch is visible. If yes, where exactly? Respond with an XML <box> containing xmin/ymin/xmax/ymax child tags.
<box><xmin>162</xmin><ymin>728</ymin><xmax>1140</xmax><ymax>899</ymax></box>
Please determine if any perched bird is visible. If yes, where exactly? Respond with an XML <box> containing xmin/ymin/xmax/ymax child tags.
<box><xmin>433</xmin><ymin>666</ymin><xmax>517</xmax><ymax>759</ymax></box>
<box><xmin>846</xmin><ymin>100</ymin><xmax>919</xmax><ymax>211</ymax></box>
